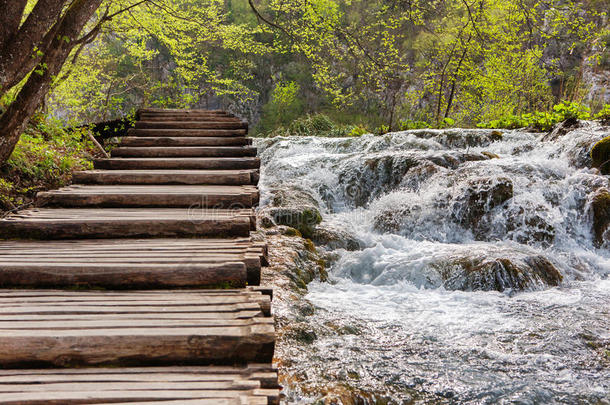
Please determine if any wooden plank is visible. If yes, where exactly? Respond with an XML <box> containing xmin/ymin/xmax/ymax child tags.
<box><xmin>37</xmin><ymin>185</ymin><xmax>259</xmax><ymax>209</ymax></box>
<box><xmin>118</xmin><ymin>137</ymin><xmax>252</xmax><ymax>147</ymax></box>
<box><xmin>127</xmin><ymin>128</ymin><xmax>247</xmax><ymax>137</ymax></box>
<box><xmin>111</xmin><ymin>146</ymin><xmax>257</xmax><ymax>158</ymax></box>
<box><xmin>0</xmin><ymin>208</ymin><xmax>254</xmax><ymax>239</ymax></box>
<box><xmin>0</xmin><ymin>368</ymin><xmax>280</xmax><ymax>405</ymax></box>
<box><xmin>93</xmin><ymin>158</ymin><xmax>260</xmax><ymax>170</ymax></box>
<box><xmin>73</xmin><ymin>170</ymin><xmax>259</xmax><ymax>186</ymax></box>
<box><xmin>135</xmin><ymin>121</ymin><xmax>247</xmax><ymax>130</ymax></box>
<box><xmin>0</xmin><ymin>290</ymin><xmax>275</xmax><ymax>368</ymax></box>
<box><xmin>139</xmin><ymin>115</ymin><xmax>242</xmax><ymax>123</ymax></box>
<box><xmin>0</xmin><ymin>262</ymin><xmax>248</xmax><ymax>289</ymax></box>
<box><xmin>138</xmin><ymin>108</ymin><xmax>229</xmax><ymax>115</ymax></box>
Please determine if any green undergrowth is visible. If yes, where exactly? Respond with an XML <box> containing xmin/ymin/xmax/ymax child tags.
<box><xmin>478</xmin><ymin>102</ymin><xmax>610</xmax><ymax>131</ymax></box>
<box><xmin>0</xmin><ymin>115</ymin><xmax>96</xmax><ymax>213</ymax></box>
<box><xmin>258</xmin><ymin>102</ymin><xmax>610</xmax><ymax>137</ymax></box>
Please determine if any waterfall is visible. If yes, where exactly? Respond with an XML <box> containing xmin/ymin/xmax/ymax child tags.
<box><xmin>256</xmin><ymin>122</ymin><xmax>609</xmax><ymax>403</ymax></box>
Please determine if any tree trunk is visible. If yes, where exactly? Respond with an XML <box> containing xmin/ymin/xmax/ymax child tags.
<box><xmin>0</xmin><ymin>0</ymin><xmax>68</xmax><ymax>98</ymax></box>
<box><xmin>0</xmin><ymin>0</ymin><xmax>104</xmax><ymax>164</ymax></box>
<box><xmin>0</xmin><ymin>0</ymin><xmax>27</xmax><ymax>51</ymax></box>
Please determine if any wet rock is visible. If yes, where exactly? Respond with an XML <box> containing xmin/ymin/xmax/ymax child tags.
<box><xmin>589</xmin><ymin>188</ymin><xmax>610</xmax><ymax>247</ymax></box>
<box><xmin>453</xmin><ymin>177</ymin><xmax>514</xmax><ymax>229</ymax></box>
<box><xmin>590</xmin><ymin>135</ymin><xmax>610</xmax><ymax>174</ymax></box>
<box><xmin>346</xmin><ymin>154</ymin><xmax>419</xmax><ymax>206</ymax></box>
<box><xmin>286</xmin><ymin>323</ymin><xmax>317</xmax><ymax>344</ymax></box>
<box><xmin>436</xmin><ymin>254</ymin><xmax>563</xmax><ymax>292</ymax></box>
<box><xmin>312</xmin><ymin>223</ymin><xmax>362</xmax><ymax>251</ymax></box>
<box><xmin>505</xmin><ymin>205</ymin><xmax>556</xmax><ymax>246</ymax></box>
<box><xmin>481</xmin><ymin>151</ymin><xmax>500</xmax><ymax>159</ymax></box>
<box><xmin>372</xmin><ymin>204</ymin><xmax>416</xmax><ymax>233</ymax></box>
<box><xmin>261</xmin><ymin>186</ymin><xmax>322</xmax><ymax>238</ymax></box>
<box><xmin>408</xmin><ymin>129</ymin><xmax>504</xmax><ymax>148</ymax></box>
<box><xmin>541</xmin><ymin>119</ymin><xmax>584</xmax><ymax>141</ymax></box>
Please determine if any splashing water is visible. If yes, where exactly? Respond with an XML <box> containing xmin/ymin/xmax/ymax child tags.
<box><xmin>256</xmin><ymin>123</ymin><xmax>610</xmax><ymax>403</ymax></box>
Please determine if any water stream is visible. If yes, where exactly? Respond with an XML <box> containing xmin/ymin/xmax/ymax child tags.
<box><xmin>256</xmin><ymin>122</ymin><xmax>609</xmax><ymax>403</ymax></box>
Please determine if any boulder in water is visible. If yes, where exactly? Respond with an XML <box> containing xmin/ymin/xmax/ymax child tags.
<box><xmin>590</xmin><ymin>136</ymin><xmax>610</xmax><ymax>175</ymax></box>
<box><xmin>436</xmin><ymin>254</ymin><xmax>563</xmax><ymax>292</ymax></box>
<box><xmin>590</xmin><ymin>188</ymin><xmax>610</xmax><ymax>247</ymax></box>
<box><xmin>312</xmin><ymin>223</ymin><xmax>361</xmax><ymax>251</ymax></box>
<box><xmin>453</xmin><ymin>177</ymin><xmax>514</xmax><ymax>229</ymax></box>
<box><xmin>260</xmin><ymin>185</ymin><xmax>323</xmax><ymax>238</ymax></box>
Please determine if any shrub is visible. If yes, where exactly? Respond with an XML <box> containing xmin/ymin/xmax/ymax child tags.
<box><xmin>477</xmin><ymin>101</ymin><xmax>593</xmax><ymax>131</ymax></box>
<box><xmin>0</xmin><ymin>117</ymin><xmax>96</xmax><ymax>212</ymax></box>
<box><xmin>266</xmin><ymin>113</ymin><xmax>351</xmax><ymax>137</ymax></box>
<box><xmin>398</xmin><ymin>119</ymin><xmax>432</xmax><ymax>130</ymax></box>
<box><xmin>594</xmin><ymin>104</ymin><xmax>610</xmax><ymax>124</ymax></box>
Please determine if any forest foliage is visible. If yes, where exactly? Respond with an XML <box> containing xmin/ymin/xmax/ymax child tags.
<box><xmin>1</xmin><ymin>0</ymin><xmax>609</xmax><ymax>138</ymax></box>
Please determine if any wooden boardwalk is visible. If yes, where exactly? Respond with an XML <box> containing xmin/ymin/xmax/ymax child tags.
<box><xmin>0</xmin><ymin>109</ymin><xmax>279</xmax><ymax>404</ymax></box>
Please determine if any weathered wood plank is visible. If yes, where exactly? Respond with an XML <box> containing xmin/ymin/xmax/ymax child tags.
<box><xmin>93</xmin><ymin>158</ymin><xmax>261</xmax><ymax>170</ymax></box>
<box><xmin>138</xmin><ymin>108</ymin><xmax>229</xmax><ymax>115</ymax></box>
<box><xmin>0</xmin><ymin>262</ymin><xmax>248</xmax><ymax>289</ymax></box>
<box><xmin>73</xmin><ymin>170</ymin><xmax>259</xmax><ymax>186</ymax></box>
<box><xmin>0</xmin><ymin>208</ymin><xmax>255</xmax><ymax>239</ymax></box>
<box><xmin>135</xmin><ymin>121</ymin><xmax>247</xmax><ymax>130</ymax></box>
<box><xmin>118</xmin><ymin>137</ymin><xmax>252</xmax><ymax>147</ymax></box>
<box><xmin>0</xmin><ymin>362</ymin><xmax>280</xmax><ymax>404</ymax></box>
<box><xmin>139</xmin><ymin>115</ymin><xmax>242</xmax><ymax>123</ymax></box>
<box><xmin>37</xmin><ymin>185</ymin><xmax>260</xmax><ymax>208</ymax></box>
<box><xmin>0</xmin><ymin>290</ymin><xmax>275</xmax><ymax>368</ymax></box>
<box><xmin>127</xmin><ymin>128</ymin><xmax>247</xmax><ymax>137</ymax></box>
<box><xmin>111</xmin><ymin>146</ymin><xmax>257</xmax><ymax>158</ymax></box>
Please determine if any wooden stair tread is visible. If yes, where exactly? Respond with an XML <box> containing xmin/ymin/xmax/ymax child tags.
<box><xmin>73</xmin><ymin>169</ymin><xmax>259</xmax><ymax>185</ymax></box>
<box><xmin>127</xmin><ymin>128</ymin><xmax>246</xmax><ymax>137</ymax></box>
<box><xmin>111</xmin><ymin>146</ymin><xmax>257</xmax><ymax>158</ymax></box>
<box><xmin>135</xmin><ymin>121</ymin><xmax>247</xmax><ymax>130</ymax></box>
<box><xmin>0</xmin><ymin>238</ymin><xmax>265</xmax><ymax>286</ymax></box>
<box><xmin>0</xmin><ymin>208</ymin><xmax>255</xmax><ymax>239</ymax></box>
<box><xmin>0</xmin><ymin>290</ymin><xmax>274</xmax><ymax>368</ymax></box>
<box><xmin>38</xmin><ymin>185</ymin><xmax>260</xmax><ymax>208</ymax></box>
<box><xmin>94</xmin><ymin>157</ymin><xmax>260</xmax><ymax>170</ymax></box>
<box><xmin>118</xmin><ymin>137</ymin><xmax>252</xmax><ymax>147</ymax></box>
<box><xmin>0</xmin><ymin>364</ymin><xmax>278</xmax><ymax>404</ymax></box>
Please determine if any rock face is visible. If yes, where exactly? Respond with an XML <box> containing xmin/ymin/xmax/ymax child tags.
<box><xmin>590</xmin><ymin>188</ymin><xmax>610</xmax><ymax>248</ymax></box>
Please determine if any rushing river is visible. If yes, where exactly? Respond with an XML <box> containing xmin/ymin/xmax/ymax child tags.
<box><xmin>256</xmin><ymin>122</ymin><xmax>609</xmax><ymax>404</ymax></box>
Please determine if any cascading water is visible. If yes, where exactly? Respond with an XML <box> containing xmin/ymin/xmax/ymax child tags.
<box><xmin>256</xmin><ymin>122</ymin><xmax>609</xmax><ymax>403</ymax></box>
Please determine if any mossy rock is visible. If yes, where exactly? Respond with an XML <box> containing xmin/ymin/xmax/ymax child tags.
<box><xmin>591</xmin><ymin>136</ymin><xmax>610</xmax><ymax>174</ymax></box>
<box><xmin>265</xmin><ymin>207</ymin><xmax>322</xmax><ymax>239</ymax></box>
<box><xmin>435</xmin><ymin>254</ymin><xmax>562</xmax><ymax>291</ymax></box>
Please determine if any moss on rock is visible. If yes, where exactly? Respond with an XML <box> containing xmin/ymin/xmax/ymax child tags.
<box><xmin>591</xmin><ymin>136</ymin><xmax>610</xmax><ymax>174</ymax></box>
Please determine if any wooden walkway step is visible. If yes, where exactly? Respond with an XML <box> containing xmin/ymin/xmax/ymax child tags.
<box><xmin>135</xmin><ymin>121</ymin><xmax>247</xmax><ymax>130</ymax></box>
<box><xmin>118</xmin><ymin>137</ymin><xmax>253</xmax><ymax>147</ymax></box>
<box><xmin>38</xmin><ymin>185</ymin><xmax>260</xmax><ymax>208</ymax></box>
<box><xmin>0</xmin><ymin>239</ymin><xmax>266</xmax><ymax>286</ymax></box>
<box><xmin>94</xmin><ymin>157</ymin><xmax>260</xmax><ymax>170</ymax></box>
<box><xmin>138</xmin><ymin>115</ymin><xmax>242</xmax><ymax>123</ymax></box>
<box><xmin>0</xmin><ymin>289</ymin><xmax>274</xmax><ymax>368</ymax></box>
<box><xmin>0</xmin><ymin>365</ymin><xmax>279</xmax><ymax>404</ymax></box>
<box><xmin>111</xmin><ymin>146</ymin><xmax>257</xmax><ymax>158</ymax></box>
<box><xmin>0</xmin><ymin>208</ymin><xmax>255</xmax><ymax>239</ymax></box>
<box><xmin>73</xmin><ymin>170</ymin><xmax>259</xmax><ymax>185</ymax></box>
<box><xmin>127</xmin><ymin>128</ymin><xmax>247</xmax><ymax>137</ymax></box>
